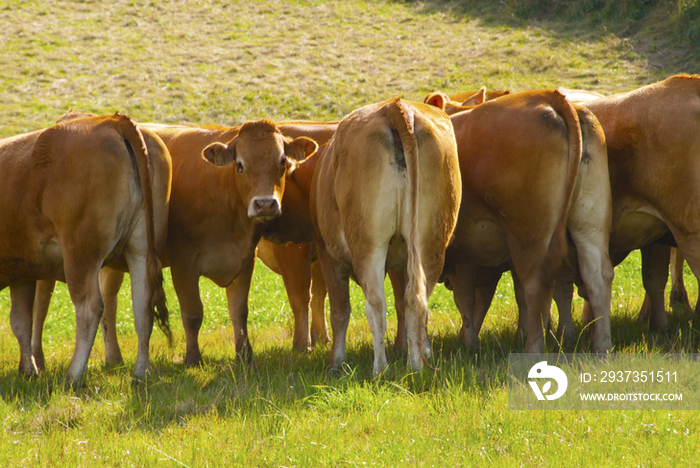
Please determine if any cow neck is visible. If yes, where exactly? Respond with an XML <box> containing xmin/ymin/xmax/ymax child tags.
<box><xmin>295</xmin><ymin>143</ymin><xmax>326</xmax><ymax>198</ymax></box>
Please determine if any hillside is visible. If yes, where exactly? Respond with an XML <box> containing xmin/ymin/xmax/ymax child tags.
<box><xmin>1</xmin><ymin>0</ymin><xmax>697</xmax><ymax>138</ymax></box>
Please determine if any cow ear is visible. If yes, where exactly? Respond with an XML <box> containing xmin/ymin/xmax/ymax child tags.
<box><xmin>462</xmin><ymin>86</ymin><xmax>487</xmax><ymax>106</ymax></box>
<box><xmin>424</xmin><ymin>92</ymin><xmax>446</xmax><ymax>110</ymax></box>
<box><xmin>285</xmin><ymin>136</ymin><xmax>318</xmax><ymax>161</ymax></box>
<box><xmin>202</xmin><ymin>138</ymin><xmax>237</xmax><ymax>166</ymax></box>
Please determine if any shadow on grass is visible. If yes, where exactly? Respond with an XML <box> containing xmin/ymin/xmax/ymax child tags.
<box><xmin>388</xmin><ymin>0</ymin><xmax>699</xmax><ymax>78</ymax></box>
<box><xmin>2</xmin><ymin>303</ymin><xmax>697</xmax><ymax>433</ymax></box>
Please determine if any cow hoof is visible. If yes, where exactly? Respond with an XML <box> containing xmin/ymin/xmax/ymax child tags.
<box><xmin>32</xmin><ymin>353</ymin><xmax>46</xmax><ymax>372</ymax></box>
<box><xmin>311</xmin><ymin>332</ymin><xmax>330</xmax><ymax>347</ymax></box>
<box><xmin>459</xmin><ymin>325</ymin><xmax>480</xmax><ymax>350</ymax></box>
<box><xmin>65</xmin><ymin>375</ymin><xmax>87</xmax><ymax>392</ymax></box>
<box><xmin>19</xmin><ymin>360</ymin><xmax>39</xmax><ymax>378</ymax></box>
<box><xmin>183</xmin><ymin>352</ymin><xmax>204</xmax><ymax>367</ymax></box>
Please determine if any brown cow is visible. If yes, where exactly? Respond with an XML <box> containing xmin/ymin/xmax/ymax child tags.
<box><xmin>425</xmin><ymin>88</ymin><xmax>614</xmax><ymax>351</ymax></box>
<box><xmin>578</xmin><ymin>74</ymin><xmax>700</xmax><ymax>333</ymax></box>
<box><xmin>473</xmin><ymin>77</ymin><xmax>700</xmax><ymax>343</ymax></box>
<box><xmin>309</xmin><ymin>97</ymin><xmax>461</xmax><ymax>374</ymax></box>
<box><xmin>139</xmin><ymin>120</ymin><xmax>318</xmax><ymax>365</ymax></box>
<box><xmin>0</xmin><ymin>113</ymin><xmax>171</xmax><ymax>387</ymax></box>
<box><xmin>439</xmin><ymin>90</ymin><xmax>595</xmax><ymax>353</ymax></box>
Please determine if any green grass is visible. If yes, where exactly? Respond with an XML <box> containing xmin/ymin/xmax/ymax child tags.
<box><xmin>2</xmin><ymin>0</ymin><xmax>700</xmax><ymax>466</ymax></box>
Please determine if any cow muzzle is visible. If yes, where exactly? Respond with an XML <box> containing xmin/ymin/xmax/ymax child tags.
<box><xmin>248</xmin><ymin>196</ymin><xmax>282</xmax><ymax>220</ymax></box>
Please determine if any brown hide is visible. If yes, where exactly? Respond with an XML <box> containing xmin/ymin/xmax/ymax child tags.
<box><xmin>310</xmin><ymin>97</ymin><xmax>461</xmax><ymax>375</ymax></box>
<box><xmin>444</xmin><ymin>90</ymin><xmax>584</xmax><ymax>353</ymax></box>
<box><xmin>586</xmin><ymin>74</ymin><xmax>700</xmax><ymax>327</ymax></box>
<box><xmin>0</xmin><ymin>113</ymin><xmax>170</xmax><ymax>387</ymax></box>
<box><xmin>138</xmin><ymin>120</ymin><xmax>317</xmax><ymax>364</ymax></box>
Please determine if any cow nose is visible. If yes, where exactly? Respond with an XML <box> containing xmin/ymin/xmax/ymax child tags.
<box><xmin>249</xmin><ymin>196</ymin><xmax>281</xmax><ymax>219</ymax></box>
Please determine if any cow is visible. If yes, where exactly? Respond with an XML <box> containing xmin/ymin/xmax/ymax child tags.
<box><xmin>434</xmin><ymin>90</ymin><xmax>612</xmax><ymax>354</ymax></box>
<box><xmin>424</xmin><ymin>87</ymin><xmax>616</xmax><ymax>351</ymax></box>
<box><xmin>131</xmin><ymin>120</ymin><xmax>319</xmax><ymax>365</ymax></box>
<box><xmin>308</xmin><ymin>97</ymin><xmax>461</xmax><ymax>375</ymax></box>
<box><xmin>0</xmin><ymin>113</ymin><xmax>171</xmax><ymax>387</ymax></box>
<box><xmin>577</xmin><ymin>74</ymin><xmax>700</xmax><ymax>334</ymax></box>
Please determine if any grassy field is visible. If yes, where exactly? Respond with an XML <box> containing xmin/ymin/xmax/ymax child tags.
<box><xmin>2</xmin><ymin>0</ymin><xmax>700</xmax><ymax>466</ymax></box>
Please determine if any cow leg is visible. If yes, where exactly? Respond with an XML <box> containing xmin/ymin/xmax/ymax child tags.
<box><xmin>388</xmin><ymin>268</ymin><xmax>432</xmax><ymax>358</ymax></box>
<box><xmin>309</xmin><ymin>257</ymin><xmax>330</xmax><ymax>346</ymax></box>
<box><xmin>669</xmin><ymin>248</ymin><xmax>692</xmax><ymax>311</ymax></box>
<box><xmin>63</xmin><ymin>262</ymin><xmax>104</xmax><ymax>388</ymax></box>
<box><xmin>571</xmin><ymin>235</ymin><xmax>614</xmax><ymax>352</ymax></box>
<box><xmin>473</xmin><ymin>265</ymin><xmax>506</xmax><ymax>335</ymax></box>
<box><xmin>318</xmin><ymin>245</ymin><xmax>352</xmax><ymax>371</ymax></box>
<box><xmin>356</xmin><ymin>246</ymin><xmax>390</xmax><ymax>376</ymax></box>
<box><xmin>225</xmin><ymin>256</ymin><xmax>255</xmax><ymax>364</ymax></box>
<box><xmin>451</xmin><ymin>263</ymin><xmax>479</xmax><ymax>349</ymax></box>
<box><xmin>511</xmin><ymin>269</ymin><xmax>529</xmax><ymax>343</ymax></box>
<box><xmin>509</xmin><ymin>245</ymin><xmax>555</xmax><ymax>353</ymax></box>
<box><xmin>639</xmin><ymin>243</ymin><xmax>670</xmax><ymax>330</ymax></box>
<box><xmin>667</xmin><ymin>232</ymin><xmax>700</xmax><ymax>321</ymax></box>
<box><xmin>98</xmin><ymin>267</ymin><xmax>126</xmax><ymax>367</ymax></box>
<box><xmin>388</xmin><ymin>269</ymin><xmax>407</xmax><ymax>354</ymax></box>
<box><xmin>123</xmin><ymin>251</ymin><xmax>155</xmax><ymax>381</ymax></box>
<box><xmin>10</xmin><ymin>280</ymin><xmax>39</xmax><ymax>376</ymax></box>
<box><xmin>31</xmin><ymin>279</ymin><xmax>56</xmax><ymax>371</ymax></box>
<box><xmin>171</xmin><ymin>262</ymin><xmax>205</xmax><ymax>366</ymax></box>
<box><xmin>553</xmin><ymin>266</ymin><xmax>576</xmax><ymax>347</ymax></box>
<box><xmin>275</xmin><ymin>243</ymin><xmax>313</xmax><ymax>352</ymax></box>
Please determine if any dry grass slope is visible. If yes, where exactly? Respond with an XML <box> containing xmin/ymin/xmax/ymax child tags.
<box><xmin>0</xmin><ymin>0</ymin><xmax>678</xmax><ymax>138</ymax></box>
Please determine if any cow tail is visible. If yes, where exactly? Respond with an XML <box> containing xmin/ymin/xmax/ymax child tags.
<box><xmin>543</xmin><ymin>91</ymin><xmax>582</xmax><ymax>282</ymax></box>
<box><xmin>384</xmin><ymin>98</ymin><xmax>429</xmax><ymax>363</ymax></box>
<box><xmin>115</xmin><ymin>113</ymin><xmax>172</xmax><ymax>346</ymax></box>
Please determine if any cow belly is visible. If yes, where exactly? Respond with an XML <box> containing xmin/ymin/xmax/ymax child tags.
<box><xmin>0</xmin><ymin>238</ymin><xmax>65</xmax><ymax>282</ymax></box>
<box><xmin>610</xmin><ymin>211</ymin><xmax>668</xmax><ymax>252</ymax></box>
<box><xmin>199</xmin><ymin>247</ymin><xmax>255</xmax><ymax>288</ymax></box>
<box><xmin>449</xmin><ymin>218</ymin><xmax>510</xmax><ymax>266</ymax></box>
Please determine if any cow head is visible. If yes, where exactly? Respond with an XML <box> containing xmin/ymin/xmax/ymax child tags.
<box><xmin>202</xmin><ymin>119</ymin><xmax>318</xmax><ymax>221</ymax></box>
<box><xmin>263</xmin><ymin>143</ymin><xmax>327</xmax><ymax>245</ymax></box>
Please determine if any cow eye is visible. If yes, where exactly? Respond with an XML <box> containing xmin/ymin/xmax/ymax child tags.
<box><xmin>279</xmin><ymin>155</ymin><xmax>287</xmax><ymax>167</ymax></box>
<box><xmin>237</xmin><ymin>162</ymin><xmax>244</xmax><ymax>173</ymax></box>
